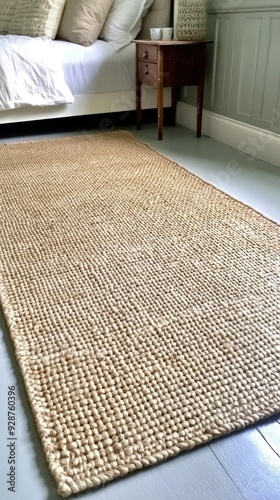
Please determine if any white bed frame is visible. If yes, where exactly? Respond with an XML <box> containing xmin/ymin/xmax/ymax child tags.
<box><xmin>0</xmin><ymin>90</ymin><xmax>171</xmax><ymax>125</ymax></box>
<box><xmin>0</xmin><ymin>1</ymin><xmax>177</xmax><ymax>126</ymax></box>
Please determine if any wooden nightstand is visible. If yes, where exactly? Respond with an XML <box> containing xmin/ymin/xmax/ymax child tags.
<box><xmin>134</xmin><ymin>40</ymin><xmax>212</xmax><ymax>140</ymax></box>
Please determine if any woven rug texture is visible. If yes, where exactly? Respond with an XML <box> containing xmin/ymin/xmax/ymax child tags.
<box><xmin>0</xmin><ymin>131</ymin><xmax>279</xmax><ymax>497</ymax></box>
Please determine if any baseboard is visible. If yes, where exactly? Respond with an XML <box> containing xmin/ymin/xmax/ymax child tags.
<box><xmin>176</xmin><ymin>102</ymin><xmax>280</xmax><ymax>168</ymax></box>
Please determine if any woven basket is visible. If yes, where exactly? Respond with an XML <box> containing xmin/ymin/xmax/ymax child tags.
<box><xmin>176</xmin><ymin>0</ymin><xmax>207</xmax><ymax>41</ymax></box>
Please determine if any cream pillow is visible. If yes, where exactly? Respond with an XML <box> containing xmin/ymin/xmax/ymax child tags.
<box><xmin>57</xmin><ymin>0</ymin><xmax>114</xmax><ymax>47</ymax></box>
<box><xmin>138</xmin><ymin>0</ymin><xmax>171</xmax><ymax>40</ymax></box>
<box><xmin>100</xmin><ymin>0</ymin><xmax>154</xmax><ymax>51</ymax></box>
<box><xmin>0</xmin><ymin>0</ymin><xmax>67</xmax><ymax>39</ymax></box>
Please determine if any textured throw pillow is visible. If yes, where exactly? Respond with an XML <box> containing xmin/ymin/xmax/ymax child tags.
<box><xmin>0</xmin><ymin>2</ymin><xmax>17</xmax><ymax>33</ymax></box>
<box><xmin>57</xmin><ymin>0</ymin><xmax>114</xmax><ymax>47</ymax></box>
<box><xmin>0</xmin><ymin>0</ymin><xmax>67</xmax><ymax>39</ymax></box>
<box><xmin>138</xmin><ymin>0</ymin><xmax>171</xmax><ymax>40</ymax></box>
<box><xmin>100</xmin><ymin>0</ymin><xmax>154</xmax><ymax>51</ymax></box>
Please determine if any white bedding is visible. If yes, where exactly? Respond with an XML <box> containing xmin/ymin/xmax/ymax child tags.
<box><xmin>55</xmin><ymin>39</ymin><xmax>136</xmax><ymax>96</ymax></box>
<box><xmin>0</xmin><ymin>35</ymin><xmax>74</xmax><ymax>111</ymax></box>
<box><xmin>0</xmin><ymin>35</ymin><xmax>136</xmax><ymax>111</ymax></box>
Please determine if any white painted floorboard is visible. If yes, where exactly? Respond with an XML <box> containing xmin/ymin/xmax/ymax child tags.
<box><xmin>256</xmin><ymin>420</ymin><xmax>280</xmax><ymax>457</ymax></box>
<box><xmin>210</xmin><ymin>428</ymin><xmax>280</xmax><ymax>500</ymax></box>
<box><xmin>0</xmin><ymin>123</ymin><xmax>279</xmax><ymax>500</ymax></box>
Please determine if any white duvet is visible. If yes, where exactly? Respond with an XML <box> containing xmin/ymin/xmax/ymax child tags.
<box><xmin>0</xmin><ymin>35</ymin><xmax>74</xmax><ymax>111</ymax></box>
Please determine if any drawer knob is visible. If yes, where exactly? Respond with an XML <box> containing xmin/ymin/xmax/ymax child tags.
<box><xmin>143</xmin><ymin>50</ymin><xmax>148</xmax><ymax>59</ymax></box>
<box><xmin>144</xmin><ymin>65</ymin><xmax>149</xmax><ymax>75</ymax></box>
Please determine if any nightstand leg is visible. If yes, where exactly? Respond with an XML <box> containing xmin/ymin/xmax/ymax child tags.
<box><xmin>197</xmin><ymin>81</ymin><xmax>205</xmax><ymax>138</ymax></box>
<box><xmin>136</xmin><ymin>82</ymin><xmax>142</xmax><ymax>130</ymax></box>
<box><xmin>157</xmin><ymin>81</ymin><xmax>164</xmax><ymax>140</ymax></box>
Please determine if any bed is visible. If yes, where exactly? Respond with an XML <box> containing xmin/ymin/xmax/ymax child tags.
<box><xmin>0</xmin><ymin>0</ymin><xmax>173</xmax><ymax>126</ymax></box>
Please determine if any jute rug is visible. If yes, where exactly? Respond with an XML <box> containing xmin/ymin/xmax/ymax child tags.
<box><xmin>0</xmin><ymin>131</ymin><xmax>279</xmax><ymax>497</ymax></box>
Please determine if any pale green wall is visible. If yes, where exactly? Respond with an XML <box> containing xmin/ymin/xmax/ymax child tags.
<box><xmin>182</xmin><ymin>0</ymin><xmax>280</xmax><ymax>134</ymax></box>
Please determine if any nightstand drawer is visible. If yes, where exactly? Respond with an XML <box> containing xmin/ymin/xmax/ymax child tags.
<box><xmin>137</xmin><ymin>45</ymin><xmax>158</xmax><ymax>62</ymax></box>
<box><xmin>137</xmin><ymin>62</ymin><xmax>157</xmax><ymax>86</ymax></box>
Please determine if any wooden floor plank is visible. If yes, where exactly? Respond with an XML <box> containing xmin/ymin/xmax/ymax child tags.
<box><xmin>256</xmin><ymin>420</ymin><xmax>280</xmax><ymax>457</ymax></box>
<box><xmin>210</xmin><ymin>426</ymin><xmax>280</xmax><ymax>500</ymax></box>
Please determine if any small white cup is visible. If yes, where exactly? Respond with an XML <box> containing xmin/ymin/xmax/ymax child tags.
<box><xmin>150</xmin><ymin>28</ymin><xmax>162</xmax><ymax>40</ymax></box>
<box><xmin>161</xmin><ymin>27</ymin><xmax>173</xmax><ymax>41</ymax></box>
